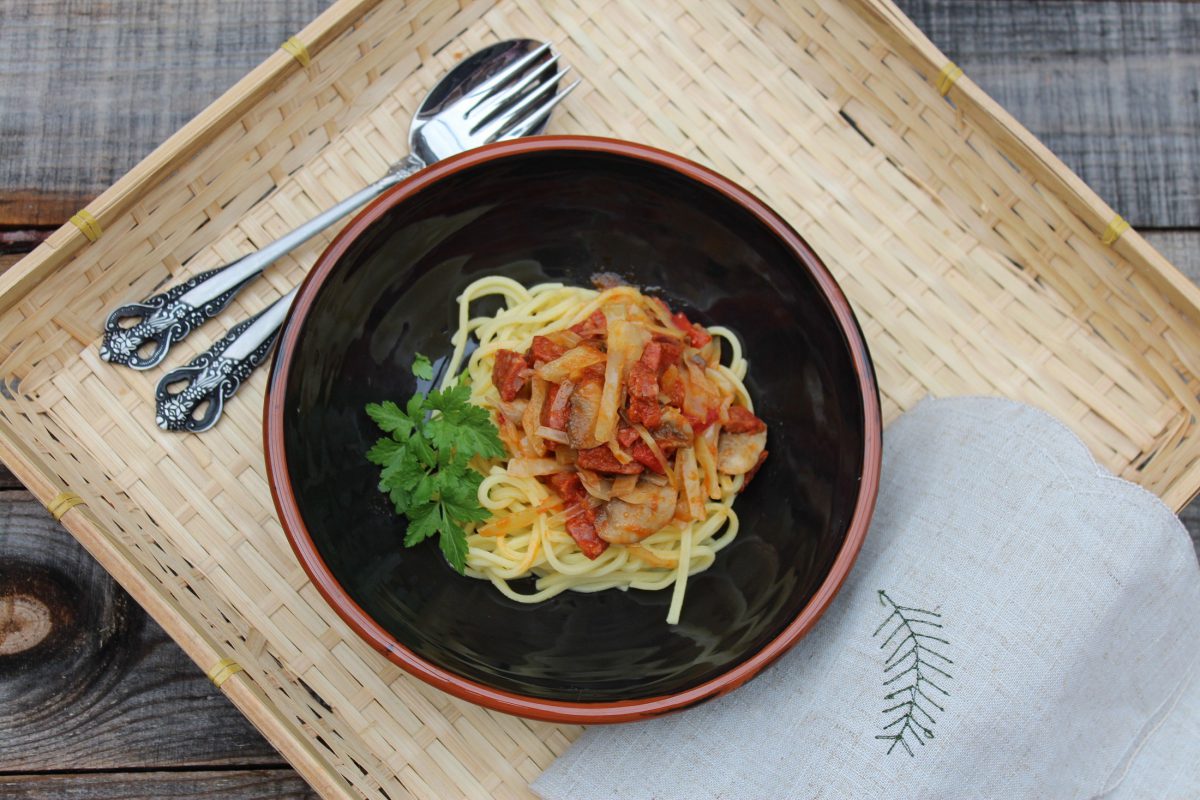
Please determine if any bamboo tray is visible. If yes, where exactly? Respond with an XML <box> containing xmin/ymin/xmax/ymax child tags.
<box><xmin>4</xmin><ymin>1</ymin><xmax>1200</xmax><ymax>797</ymax></box>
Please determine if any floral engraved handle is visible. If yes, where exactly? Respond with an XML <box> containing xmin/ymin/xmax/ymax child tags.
<box><xmin>154</xmin><ymin>289</ymin><xmax>295</xmax><ymax>432</ymax></box>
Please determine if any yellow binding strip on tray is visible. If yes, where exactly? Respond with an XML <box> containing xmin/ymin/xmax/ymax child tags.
<box><xmin>48</xmin><ymin>491</ymin><xmax>85</xmax><ymax>521</ymax></box>
<box><xmin>1102</xmin><ymin>215</ymin><xmax>1131</xmax><ymax>245</ymax></box>
<box><xmin>207</xmin><ymin>658</ymin><xmax>244</xmax><ymax>687</ymax></box>
<box><xmin>69</xmin><ymin>210</ymin><xmax>102</xmax><ymax>242</ymax></box>
<box><xmin>281</xmin><ymin>36</ymin><xmax>312</xmax><ymax>68</ymax></box>
<box><xmin>936</xmin><ymin>61</ymin><xmax>964</xmax><ymax>96</ymax></box>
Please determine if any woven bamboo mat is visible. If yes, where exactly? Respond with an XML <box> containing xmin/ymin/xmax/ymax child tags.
<box><xmin>3</xmin><ymin>0</ymin><xmax>1200</xmax><ymax>798</ymax></box>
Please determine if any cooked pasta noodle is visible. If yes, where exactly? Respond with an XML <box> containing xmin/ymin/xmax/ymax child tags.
<box><xmin>442</xmin><ymin>276</ymin><xmax>763</xmax><ymax>624</ymax></box>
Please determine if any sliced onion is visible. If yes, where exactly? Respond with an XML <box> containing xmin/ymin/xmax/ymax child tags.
<box><xmin>605</xmin><ymin>301</ymin><xmax>629</xmax><ymax>321</ymax></box>
<box><xmin>548</xmin><ymin>378</ymin><xmax>574</xmax><ymax>419</ymax></box>
<box><xmin>522</xmin><ymin>377</ymin><xmax>548</xmax><ymax>455</ymax></box>
<box><xmin>611</xmin><ymin>474</ymin><xmax>639</xmax><ymax>496</ymax></box>
<box><xmin>679</xmin><ymin>447</ymin><xmax>705</xmax><ymax>520</ymax></box>
<box><xmin>626</xmin><ymin>544</ymin><xmax>675</xmax><ymax>568</ymax></box>
<box><xmin>645</xmin><ymin>296</ymin><xmax>675</xmax><ymax>328</ymax></box>
<box><xmin>633</xmin><ymin>422</ymin><xmax>673</xmax><ymax>482</ymax></box>
<box><xmin>595</xmin><ymin>320</ymin><xmax>651</xmax><ymax>443</ymax></box>
<box><xmin>606</xmin><ymin>438</ymin><xmax>634</xmax><ymax>464</ymax></box>
<box><xmin>695</xmin><ymin>423</ymin><xmax>721</xmax><ymax>500</ymax></box>
<box><xmin>640</xmin><ymin>322</ymin><xmax>687</xmax><ymax>341</ymax></box>
<box><xmin>478</xmin><ymin>497</ymin><xmax>563</xmax><ymax>537</ymax></box>
<box><xmin>639</xmin><ymin>472</ymin><xmax>669</xmax><ymax>487</ymax></box>
<box><xmin>672</xmin><ymin>457</ymin><xmax>692</xmax><ymax>522</ymax></box>
<box><xmin>555</xmin><ymin>446</ymin><xmax>577</xmax><ymax>465</ymax></box>
<box><xmin>536</xmin><ymin>346</ymin><xmax>607</xmax><ymax>383</ymax></box>
<box><xmin>577</xmin><ymin>468</ymin><xmax>613</xmax><ymax>501</ymax></box>
<box><xmin>546</xmin><ymin>330</ymin><xmax>583</xmax><ymax>349</ymax></box>
<box><xmin>683</xmin><ymin>359</ymin><xmax>719</xmax><ymax>423</ymax></box>
<box><xmin>536</xmin><ymin>426</ymin><xmax>570</xmax><ymax>445</ymax></box>
<box><xmin>717</xmin><ymin>393</ymin><xmax>734</xmax><ymax>426</ymax></box>
<box><xmin>506</xmin><ymin>457</ymin><xmax>566</xmax><ymax>478</ymax></box>
<box><xmin>496</xmin><ymin>416</ymin><xmax>523</xmax><ymax>458</ymax></box>
<box><xmin>495</xmin><ymin>397</ymin><xmax>528</xmax><ymax>425</ymax></box>
<box><xmin>615</xmin><ymin>484</ymin><xmax>667</xmax><ymax>505</ymax></box>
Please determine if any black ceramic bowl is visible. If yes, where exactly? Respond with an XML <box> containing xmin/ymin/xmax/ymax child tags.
<box><xmin>265</xmin><ymin>136</ymin><xmax>881</xmax><ymax>723</ymax></box>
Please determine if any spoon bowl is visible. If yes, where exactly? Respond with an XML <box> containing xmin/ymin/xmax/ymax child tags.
<box><xmin>410</xmin><ymin>40</ymin><xmax>561</xmax><ymax>164</ymax></box>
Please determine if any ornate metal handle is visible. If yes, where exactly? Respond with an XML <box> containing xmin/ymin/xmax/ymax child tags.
<box><xmin>101</xmin><ymin>154</ymin><xmax>424</xmax><ymax>370</ymax></box>
<box><xmin>154</xmin><ymin>288</ymin><xmax>298</xmax><ymax>432</ymax></box>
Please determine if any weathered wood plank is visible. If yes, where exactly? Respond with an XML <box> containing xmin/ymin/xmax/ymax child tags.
<box><xmin>895</xmin><ymin>0</ymin><xmax>1200</xmax><ymax>228</ymax></box>
<box><xmin>0</xmin><ymin>465</ymin><xmax>23</xmax><ymax>489</ymax></box>
<box><xmin>0</xmin><ymin>491</ymin><xmax>282</xmax><ymax>770</ymax></box>
<box><xmin>0</xmin><ymin>230</ymin><xmax>51</xmax><ymax>256</ymax></box>
<box><xmin>1179</xmin><ymin>503</ymin><xmax>1200</xmax><ymax>554</ymax></box>
<box><xmin>1</xmin><ymin>1</ymin><xmax>1196</xmax><ymax>229</ymax></box>
<box><xmin>0</xmin><ymin>771</ymin><xmax>317</xmax><ymax>800</ymax></box>
<box><xmin>1142</xmin><ymin>231</ymin><xmax>1200</xmax><ymax>284</ymax></box>
<box><xmin>0</xmin><ymin>0</ymin><xmax>333</xmax><ymax>227</ymax></box>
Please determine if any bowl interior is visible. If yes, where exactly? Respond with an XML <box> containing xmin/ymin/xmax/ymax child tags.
<box><xmin>276</xmin><ymin>145</ymin><xmax>868</xmax><ymax>703</ymax></box>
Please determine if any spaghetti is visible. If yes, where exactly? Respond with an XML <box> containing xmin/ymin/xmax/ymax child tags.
<box><xmin>443</xmin><ymin>276</ymin><xmax>767</xmax><ymax>624</ymax></box>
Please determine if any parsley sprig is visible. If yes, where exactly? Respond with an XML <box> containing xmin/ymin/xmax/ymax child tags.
<box><xmin>365</xmin><ymin>354</ymin><xmax>505</xmax><ymax>573</ymax></box>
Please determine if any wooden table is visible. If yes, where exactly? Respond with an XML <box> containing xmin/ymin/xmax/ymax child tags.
<box><xmin>1</xmin><ymin>1</ymin><xmax>1198</xmax><ymax>797</ymax></box>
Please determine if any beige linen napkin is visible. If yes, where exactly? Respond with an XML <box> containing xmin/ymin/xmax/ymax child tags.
<box><xmin>533</xmin><ymin>397</ymin><xmax>1200</xmax><ymax>800</ymax></box>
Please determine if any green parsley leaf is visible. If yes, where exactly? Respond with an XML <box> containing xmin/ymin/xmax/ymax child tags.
<box><xmin>437</xmin><ymin>515</ymin><xmax>469</xmax><ymax>573</ymax></box>
<box><xmin>412</xmin><ymin>473</ymin><xmax>435</xmax><ymax>507</ymax></box>
<box><xmin>364</xmin><ymin>353</ymin><xmax>504</xmax><ymax>575</ymax></box>
<box><xmin>406</xmin><ymin>393</ymin><xmax>426</xmax><ymax>422</ymax></box>
<box><xmin>365</xmin><ymin>401</ymin><xmax>411</xmax><ymax>436</ymax></box>
<box><xmin>423</xmin><ymin>414</ymin><xmax>458</xmax><ymax>455</ymax></box>
<box><xmin>378</xmin><ymin>447</ymin><xmax>421</xmax><ymax>488</ymax></box>
<box><xmin>404</xmin><ymin>503</ymin><xmax>441</xmax><ymax>546</ymax></box>
<box><xmin>366</xmin><ymin>437</ymin><xmax>404</xmax><ymax>466</ymax></box>
<box><xmin>388</xmin><ymin>486</ymin><xmax>411</xmax><ymax>516</ymax></box>
<box><xmin>409</xmin><ymin>431</ymin><xmax>436</xmax><ymax>468</ymax></box>
<box><xmin>412</xmin><ymin>353</ymin><xmax>434</xmax><ymax>381</ymax></box>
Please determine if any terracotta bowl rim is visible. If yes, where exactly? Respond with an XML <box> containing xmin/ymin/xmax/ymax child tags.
<box><xmin>263</xmin><ymin>134</ymin><xmax>883</xmax><ymax>724</ymax></box>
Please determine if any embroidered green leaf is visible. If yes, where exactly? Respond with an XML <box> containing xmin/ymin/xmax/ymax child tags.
<box><xmin>873</xmin><ymin>589</ymin><xmax>952</xmax><ymax>757</ymax></box>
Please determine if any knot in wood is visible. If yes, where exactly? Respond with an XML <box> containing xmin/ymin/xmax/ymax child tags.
<box><xmin>0</xmin><ymin>593</ymin><xmax>53</xmax><ymax>656</ymax></box>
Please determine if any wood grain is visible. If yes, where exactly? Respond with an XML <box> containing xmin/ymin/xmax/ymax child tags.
<box><xmin>1143</xmin><ymin>231</ymin><xmax>1200</xmax><ymax>285</ymax></box>
<box><xmin>0</xmin><ymin>0</ymin><xmax>333</xmax><ymax>227</ymax></box>
<box><xmin>0</xmin><ymin>491</ymin><xmax>283</xmax><ymax>770</ymax></box>
<box><xmin>1</xmin><ymin>1</ymin><xmax>1196</xmax><ymax>229</ymax></box>
<box><xmin>895</xmin><ymin>0</ymin><xmax>1200</xmax><ymax>228</ymax></box>
<box><xmin>0</xmin><ymin>771</ymin><xmax>317</xmax><ymax>800</ymax></box>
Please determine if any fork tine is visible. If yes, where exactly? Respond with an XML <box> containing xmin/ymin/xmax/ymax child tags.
<box><xmin>471</xmin><ymin>67</ymin><xmax>570</xmax><ymax>134</ymax></box>
<box><xmin>489</xmin><ymin>79</ymin><xmax>580</xmax><ymax>142</ymax></box>
<box><xmin>506</xmin><ymin>78</ymin><xmax>580</xmax><ymax>137</ymax></box>
<box><xmin>467</xmin><ymin>54</ymin><xmax>561</xmax><ymax>119</ymax></box>
<box><xmin>476</xmin><ymin>70</ymin><xmax>572</xmax><ymax>138</ymax></box>
<box><xmin>466</xmin><ymin>41</ymin><xmax>553</xmax><ymax>100</ymax></box>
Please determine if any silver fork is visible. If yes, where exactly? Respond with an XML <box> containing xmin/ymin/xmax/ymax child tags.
<box><xmin>101</xmin><ymin>40</ymin><xmax>576</xmax><ymax>372</ymax></box>
<box><xmin>150</xmin><ymin>42</ymin><xmax>578</xmax><ymax>432</ymax></box>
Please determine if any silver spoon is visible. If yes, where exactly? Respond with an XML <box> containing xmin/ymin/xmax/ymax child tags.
<box><xmin>143</xmin><ymin>42</ymin><xmax>577</xmax><ymax>432</ymax></box>
<box><xmin>101</xmin><ymin>39</ymin><xmax>575</xmax><ymax>372</ymax></box>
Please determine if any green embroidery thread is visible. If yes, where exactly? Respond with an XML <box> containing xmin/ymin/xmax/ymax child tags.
<box><xmin>873</xmin><ymin>589</ymin><xmax>952</xmax><ymax>756</ymax></box>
